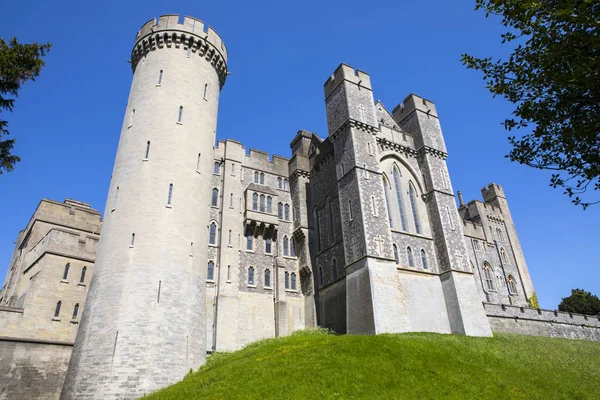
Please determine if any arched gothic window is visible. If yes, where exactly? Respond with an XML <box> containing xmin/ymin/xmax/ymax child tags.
<box><xmin>265</xmin><ymin>269</ymin><xmax>271</xmax><ymax>287</ymax></box>
<box><xmin>209</xmin><ymin>222</ymin><xmax>217</xmax><ymax>245</ymax></box>
<box><xmin>332</xmin><ymin>258</ymin><xmax>338</xmax><ymax>280</ymax></box>
<box><xmin>409</xmin><ymin>183</ymin><xmax>421</xmax><ymax>234</ymax></box>
<box><xmin>260</xmin><ymin>173</ymin><xmax>265</xmax><ymax>184</ymax></box>
<box><xmin>260</xmin><ymin>194</ymin><xmax>265</xmax><ymax>212</ymax></box>
<box><xmin>393</xmin><ymin>165</ymin><xmax>407</xmax><ymax>231</ymax></box>
<box><xmin>63</xmin><ymin>263</ymin><xmax>70</xmax><ymax>280</ymax></box>
<box><xmin>248</xmin><ymin>267</ymin><xmax>255</xmax><ymax>286</ymax></box>
<box><xmin>254</xmin><ymin>171</ymin><xmax>259</xmax><ymax>183</ymax></box>
<box><xmin>283</xmin><ymin>236</ymin><xmax>289</xmax><ymax>256</ymax></box>
<box><xmin>213</xmin><ymin>161</ymin><xmax>220</xmax><ymax>175</ymax></box>
<box><xmin>278</xmin><ymin>177</ymin><xmax>282</xmax><ymax>189</ymax></box>
<box><xmin>278</xmin><ymin>202</ymin><xmax>283</xmax><ymax>219</ymax></box>
<box><xmin>246</xmin><ymin>226</ymin><xmax>253</xmax><ymax>251</ymax></box>
<box><xmin>285</xmin><ymin>271</ymin><xmax>290</xmax><ymax>289</ymax></box>
<box><xmin>508</xmin><ymin>275</ymin><xmax>518</xmax><ymax>295</ymax></box>
<box><xmin>482</xmin><ymin>263</ymin><xmax>495</xmax><ymax>291</ymax></box>
<box><xmin>284</xmin><ymin>204</ymin><xmax>290</xmax><ymax>220</ymax></box>
<box><xmin>207</xmin><ymin>261</ymin><xmax>215</xmax><ymax>281</ymax></box>
<box><xmin>211</xmin><ymin>188</ymin><xmax>218</xmax><ymax>207</ymax></box>
<box><xmin>421</xmin><ymin>249</ymin><xmax>428</xmax><ymax>269</ymax></box>
<box><xmin>290</xmin><ymin>237</ymin><xmax>296</xmax><ymax>257</ymax></box>
<box><xmin>496</xmin><ymin>228</ymin><xmax>504</xmax><ymax>242</ymax></box>
<box><xmin>267</xmin><ymin>196</ymin><xmax>272</xmax><ymax>213</ymax></box>
<box><xmin>284</xmin><ymin>179</ymin><xmax>289</xmax><ymax>190</ymax></box>
<box><xmin>500</xmin><ymin>248</ymin><xmax>508</xmax><ymax>264</ymax></box>
<box><xmin>252</xmin><ymin>193</ymin><xmax>258</xmax><ymax>211</ymax></box>
<box><xmin>265</xmin><ymin>229</ymin><xmax>272</xmax><ymax>254</ymax></box>
<box><xmin>80</xmin><ymin>266</ymin><xmax>87</xmax><ymax>283</ymax></box>
<box><xmin>54</xmin><ymin>301</ymin><xmax>61</xmax><ymax>318</ymax></box>
<box><xmin>407</xmin><ymin>246</ymin><xmax>414</xmax><ymax>267</ymax></box>
<box><xmin>327</xmin><ymin>197</ymin><xmax>335</xmax><ymax>244</ymax></box>
<box><xmin>393</xmin><ymin>244</ymin><xmax>399</xmax><ymax>264</ymax></box>
<box><xmin>291</xmin><ymin>273</ymin><xmax>297</xmax><ymax>290</ymax></box>
<box><xmin>383</xmin><ymin>175</ymin><xmax>393</xmax><ymax>228</ymax></box>
<box><xmin>72</xmin><ymin>303</ymin><xmax>79</xmax><ymax>320</ymax></box>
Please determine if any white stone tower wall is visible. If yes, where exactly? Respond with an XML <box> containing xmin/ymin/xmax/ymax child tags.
<box><xmin>61</xmin><ymin>15</ymin><xmax>227</xmax><ymax>399</ymax></box>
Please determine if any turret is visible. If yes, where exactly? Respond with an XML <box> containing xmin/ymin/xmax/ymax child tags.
<box><xmin>61</xmin><ymin>15</ymin><xmax>228</xmax><ymax>399</ymax></box>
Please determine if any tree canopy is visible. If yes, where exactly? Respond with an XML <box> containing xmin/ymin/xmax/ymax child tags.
<box><xmin>0</xmin><ymin>37</ymin><xmax>51</xmax><ymax>174</ymax></box>
<box><xmin>462</xmin><ymin>0</ymin><xmax>600</xmax><ymax>209</ymax></box>
<box><xmin>558</xmin><ymin>288</ymin><xmax>600</xmax><ymax>316</ymax></box>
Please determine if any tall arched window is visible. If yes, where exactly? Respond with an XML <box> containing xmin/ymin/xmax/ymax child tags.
<box><xmin>211</xmin><ymin>188</ymin><xmax>218</xmax><ymax>207</ymax></box>
<box><xmin>283</xmin><ymin>236</ymin><xmax>289</xmax><ymax>256</ymax></box>
<box><xmin>145</xmin><ymin>141</ymin><xmax>150</xmax><ymax>159</ymax></box>
<box><xmin>407</xmin><ymin>247</ymin><xmax>414</xmax><ymax>267</ymax></box>
<box><xmin>327</xmin><ymin>197</ymin><xmax>335</xmax><ymax>244</ymax></box>
<box><xmin>284</xmin><ymin>204</ymin><xmax>290</xmax><ymax>220</ymax></box>
<box><xmin>284</xmin><ymin>179</ymin><xmax>289</xmax><ymax>190</ymax></box>
<box><xmin>482</xmin><ymin>263</ymin><xmax>495</xmax><ymax>291</ymax></box>
<box><xmin>285</xmin><ymin>271</ymin><xmax>290</xmax><ymax>289</ymax></box>
<box><xmin>291</xmin><ymin>273</ymin><xmax>297</xmax><ymax>290</ymax></box>
<box><xmin>54</xmin><ymin>301</ymin><xmax>62</xmax><ymax>318</ymax></box>
<box><xmin>80</xmin><ymin>266</ymin><xmax>87</xmax><ymax>283</ymax></box>
<box><xmin>278</xmin><ymin>177</ymin><xmax>282</xmax><ymax>189</ymax></box>
<box><xmin>265</xmin><ymin>269</ymin><xmax>271</xmax><ymax>287</ymax></box>
<box><xmin>446</xmin><ymin>206</ymin><xmax>455</xmax><ymax>230</ymax></box>
<box><xmin>383</xmin><ymin>175</ymin><xmax>393</xmax><ymax>228</ymax></box>
<box><xmin>72</xmin><ymin>303</ymin><xmax>79</xmax><ymax>320</ymax></box>
<box><xmin>508</xmin><ymin>275</ymin><xmax>518</xmax><ymax>295</ymax></box>
<box><xmin>207</xmin><ymin>261</ymin><xmax>215</xmax><ymax>281</ymax></box>
<box><xmin>421</xmin><ymin>249</ymin><xmax>428</xmax><ymax>269</ymax></box>
<box><xmin>313</xmin><ymin>207</ymin><xmax>321</xmax><ymax>251</ymax></box>
<box><xmin>409</xmin><ymin>183</ymin><xmax>421</xmax><ymax>234</ymax></box>
<box><xmin>260</xmin><ymin>194</ymin><xmax>265</xmax><ymax>212</ymax></box>
<box><xmin>213</xmin><ymin>162</ymin><xmax>220</xmax><ymax>175</ymax></box>
<box><xmin>393</xmin><ymin>244</ymin><xmax>399</xmax><ymax>264</ymax></box>
<box><xmin>254</xmin><ymin>171</ymin><xmax>259</xmax><ymax>183</ymax></box>
<box><xmin>178</xmin><ymin>106</ymin><xmax>183</xmax><ymax>123</ymax></box>
<box><xmin>332</xmin><ymin>258</ymin><xmax>338</xmax><ymax>280</ymax></box>
<box><xmin>158</xmin><ymin>69</ymin><xmax>163</xmax><ymax>85</ymax></box>
<box><xmin>209</xmin><ymin>222</ymin><xmax>217</xmax><ymax>245</ymax></box>
<box><xmin>393</xmin><ymin>165</ymin><xmax>407</xmax><ymax>231</ymax></box>
<box><xmin>290</xmin><ymin>238</ymin><xmax>296</xmax><ymax>257</ymax></box>
<box><xmin>265</xmin><ymin>230</ymin><xmax>272</xmax><ymax>254</ymax></box>
<box><xmin>167</xmin><ymin>184</ymin><xmax>173</xmax><ymax>205</ymax></box>
<box><xmin>496</xmin><ymin>228</ymin><xmax>504</xmax><ymax>242</ymax></box>
<box><xmin>500</xmin><ymin>248</ymin><xmax>508</xmax><ymax>264</ymax></box>
<box><xmin>267</xmin><ymin>196</ymin><xmax>272</xmax><ymax>213</ymax></box>
<box><xmin>246</xmin><ymin>226</ymin><xmax>253</xmax><ymax>250</ymax></box>
<box><xmin>252</xmin><ymin>193</ymin><xmax>258</xmax><ymax>211</ymax></box>
<box><xmin>278</xmin><ymin>202</ymin><xmax>283</xmax><ymax>219</ymax></box>
<box><xmin>63</xmin><ymin>263</ymin><xmax>70</xmax><ymax>280</ymax></box>
<box><xmin>248</xmin><ymin>267</ymin><xmax>255</xmax><ymax>286</ymax></box>
<box><xmin>260</xmin><ymin>173</ymin><xmax>265</xmax><ymax>184</ymax></box>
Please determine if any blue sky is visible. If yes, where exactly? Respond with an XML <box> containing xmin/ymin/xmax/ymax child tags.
<box><xmin>1</xmin><ymin>0</ymin><xmax>598</xmax><ymax>309</ymax></box>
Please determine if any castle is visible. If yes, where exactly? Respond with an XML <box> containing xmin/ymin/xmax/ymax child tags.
<box><xmin>1</xmin><ymin>14</ymin><xmax>599</xmax><ymax>400</ymax></box>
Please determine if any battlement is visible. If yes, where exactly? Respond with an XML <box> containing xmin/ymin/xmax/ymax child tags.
<box><xmin>324</xmin><ymin>63</ymin><xmax>372</xmax><ymax>99</ymax></box>
<box><xmin>481</xmin><ymin>183</ymin><xmax>506</xmax><ymax>202</ymax></box>
<box><xmin>136</xmin><ymin>14</ymin><xmax>227</xmax><ymax>63</ymax></box>
<box><xmin>484</xmin><ymin>303</ymin><xmax>600</xmax><ymax>328</ymax></box>
<box><xmin>392</xmin><ymin>94</ymin><xmax>438</xmax><ymax>123</ymax></box>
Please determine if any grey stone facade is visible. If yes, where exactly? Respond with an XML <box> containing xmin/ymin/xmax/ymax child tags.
<box><xmin>1</xmin><ymin>13</ymin><xmax>599</xmax><ymax>400</ymax></box>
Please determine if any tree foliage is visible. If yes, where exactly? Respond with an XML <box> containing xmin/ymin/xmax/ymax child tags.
<box><xmin>558</xmin><ymin>288</ymin><xmax>600</xmax><ymax>315</ymax></box>
<box><xmin>462</xmin><ymin>0</ymin><xmax>600</xmax><ymax>209</ymax></box>
<box><xmin>0</xmin><ymin>37</ymin><xmax>51</xmax><ymax>174</ymax></box>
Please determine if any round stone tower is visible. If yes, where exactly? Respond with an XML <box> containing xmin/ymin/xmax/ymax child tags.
<box><xmin>61</xmin><ymin>15</ymin><xmax>228</xmax><ymax>399</ymax></box>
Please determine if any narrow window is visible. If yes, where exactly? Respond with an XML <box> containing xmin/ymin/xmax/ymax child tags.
<box><xmin>348</xmin><ymin>199</ymin><xmax>353</xmax><ymax>221</ymax></box>
<box><xmin>284</xmin><ymin>179</ymin><xmax>289</xmax><ymax>190</ymax></box>
<box><xmin>393</xmin><ymin>244</ymin><xmax>399</xmax><ymax>264</ymax></box>
<box><xmin>332</xmin><ymin>258</ymin><xmax>338</xmax><ymax>280</ymax></box>
<box><xmin>80</xmin><ymin>266</ymin><xmax>87</xmax><ymax>283</ymax></box>
<box><xmin>229</xmin><ymin>193</ymin><xmax>233</xmax><ymax>208</ymax></box>
<box><xmin>212</xmin><ymin>188</ymin><xmax>219</xmax><ymax>207</ymax></box>
<box><xmin>285</xmin><ymin>272</ymin><xmax>290</xmax><ymax>289</ymax></box>
<box><xmin>483</xmin><ymin>263</ymin><xmax>495</xmax><ymax>291</ymax></box>
<box><xmin>54</xmin><ymin>301</ymin><xmax>62</xmax><ymax>318</ymax></box>
<box><xmin>278</xmin><ymin>177</ymin><xmax>282</xmax><ymax>189</ymax></box>
<box><xmin>190</xmin><ymin>241</ymin><xmax>194</xmax><ymax>256</ymax></box>
<box><xmin>508</xmin><ymin>276</ymin><xmax>518</xmax><ymax>295</ymax></box>
<box><xmin>158</xmin><ymin>69</ymin><xmax>163</xmax><ymax>85</ymax></box>
<box><xmin>393</xmin><ymin>165</ymin><xmax>407</xmax><ymax>231</ymax></box>
<box><xmin>167</xmin><ymin>183</ymin><xmax>173</xmax><ymax>206</ymax></box>
<box><xmin>196</xmin><ymin>153</ymin><xmax>201</xmax><ymax>170</ymax></box>
<box><xmin>63</xmin><ymin>263</ymin><xmax>70</xmax><ymax>280</ymax></box>
<box><xmin>113</xmin><ymin>186</ymin><xmax>119</xmax><ymax>211</ymax></box>
<box><xmin>327</xmin><ymin>198</ymin><xmax>335</xmax><ymax>244</ymax></box>
<box><xmin>248</xmin><ymin>267</ymin><xmax>255</xmax><ymax>285</ymax></box>
<box><xmin>383</xmin><ymin>176</ymin><xmax>393</xmax><ymax>228</ymax></box>
<box><xmin>227</xmin><ymin>265</ymin><xmax>231</xmax><ymax>281</ymax></box>
<box><xmin>130</xmin><ymin>233</ymin><xmax>135</xmax><ymax>247</ymax></box>
<box><xmin>260</xmin><ymin>173</ymin><xmax>265</xmax><ymax>185</ymax></box>
<box><xmin>409</xmin><ymin>183</ymin><xmax>421</xmax><ymax>234</ymax></box>
<box><xmin>260</xmin><ymin>194</ymin><xmax>265</xmax><ymax>212</ymax></box>
<box><xmin>497</xmin><ymin>228</ymin><xmax>504</xmax><ymax>242</ymax></box>
<box><xmin>473</xmin><ymin>239</ymin><xmax>480</xmax><ymax>251</ymax></box>
<box><xmin>291</xmin><ymin>272</ymin><xmax>297</xmax><ymax>290</ymax></box>
<box><xmin>252</xmin><ymin>193</ymin><xmax>258</xmax><ymax>210</ymax></box>
<box><xmin>319</xmin><ymin>266</ymin><xmax>324</xmax><ymax>286</ymax></box>
<box><xmin>129</xmin><ymin>109</ymin><xmax>135</xmax><ymax>127</ymax></box>
<box><xmin>278</xmin><ymin>202</ymin><xmax>283</xmax><ymax>219</ymax></box>
<box><xmin>72</xmin><ymin>303</ymin><xmax>79</xmax><ymax>320</ymax></box>
<box><xmin>178</xmin><ymin>106</ymin><xmax>183</xmax><ymax>123</ymax></box>
<box><xmin>368</xmin><ymin>142</ymin><xmax>372</xmax><ymax>155</ymax></box>
<box><xmin>265</xmin><ymin>269</ymin><xmax>271</xmax><ymax>287</ymax></box>
<box><xmin>363</xmin><ymin>164</ymin><xmax>369</xmax><ymax>179</ymax></box>
<box><xmin>246</xmin><ymin>226</ymin><xmax>253</xmax><ymax>251</ymax></box>
<box><xmin>285</xmin><ymin>204</ymin><xmax>290</xmax><ymax>221</ymax></box>
<box><xmin>371</xmin><ymin>196</ymin><xmax>377</xmax><ymax>216</ymax></box>
<box><xmin>265</xmin><ymin>229</ymin><xmax>272</xmax><ymax>254</ymax></box>
<box><xmin>254</xmin><ymin>171</ymin><xmax>259</xmax><ymax>183</ymax></box>
<box><xmin>207</xmin><ymin>261</ymin><xmax>214</xmax><ymax>281</ymax></box>
<box><xmin>187</xmin><ymin>47</ymin><xmax>191</xmax><ymax>57</ymax></box>
<box><xmin>209</xmin><ymin>222</ymin><xmax>217</xmax><ymax>245</ymax></box>
<box><xmin>314</xmin><ymin>208</ymin><xmax>321</xmax><ymax>251</ymax></box>
<box><xmin>290</xmin><ymin>238</ymin><xmax>296</xmax><ymax>257</ymax></box>
<box><xmin>213</xmin><ymin>162</ymin><xmax>220</xmax><ymax>175</ymax></box>
<box><xmin>203</xmin><ymin>83</ymin><xmax>208</xmax><ymax>99</ymax></box>
<box><xmin>500</xmin><ymin>248</ymin><xmax>508</xmax><ymax>264</ymax></box>
<box><xmin>341</xmin><ymin>163</ymin><xmax>345</xmax><ymax>176</ymax></box>
<box><xmin>446</xmin><ymin>206</ymin><xmax>455</xmax><ymax>230</ymax></box>
<box><xmin>421</xmin><ymin>249</ymin><xmax>428</xmax><ymax>269</ymax></box>
<box><xmin>145</xmin><ymin>141</ymin><xmax>150</xmax><ymax>159</ymax></box>
<box><xmin>283</xmin><ymin>236</ymin><xmax>289</xmax><ymax>256</ymax></box>
<box><xmin>267</xmin><ymin>196</ymin><xmax>273</xmax><ymax>213</ymax></box>
<box><xmin>228</xmin><ymin>230</ymin><xmax>232</xmax><ymax>246</ymax></box>
<box><xmin>407</xmin><ymin>247</ymin><xmax>414</xmax><ymax>267</ymax></box>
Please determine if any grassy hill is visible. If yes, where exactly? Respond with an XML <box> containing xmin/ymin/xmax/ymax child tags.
<box><xmin>143</xmin><ymin>329</ymin><xmax>600</xmax><ymax>399</ymax></box>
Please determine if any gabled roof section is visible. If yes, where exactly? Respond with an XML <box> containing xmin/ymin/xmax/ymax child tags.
<box><xmin>375</xmin><ymin>100</ymin><xmax>402</xmax><ymax>132</ymax></box>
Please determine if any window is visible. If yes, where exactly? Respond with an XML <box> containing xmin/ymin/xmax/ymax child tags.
<box><xmin>393</xmin><ymin>165</ymin><xmax>407</xmax><ymax>231</ymax></box>
<box><xmin>229</xmin><ymin>193</ymin><xmax>233</xmax><ymax>208</ymax></box>
<box><xmin>72</xmin><ymin>303</ymin><xmax>79</xmax><ymax>320</ymax></box>
<box><xmin>482</xmin><ymin>263</ymin><xmax>495</xmax><ymax>291</ymax></box>
<box><xmin>290</xmin><ymin>237</ymin><xmax>296</xmax><ymax>257</ymax></box>
<box><xmin>246</xmin><ymin>226</ymin><xmax>253</xmax><ymax>251</ymax></box>
<box><xmin>252</xmin><ymin>193</ymin><xmax>258</xmax><ymax>210</ymax></box>
<box><xmin>145</xmin><ymin>141</ymin><xmax>150</xmax><ymax>159</ymax></box>
<box><xmin>496</xmin><ymin>228</ymin><xmax>504</xmax><ymax>242</ymax></box>
<box><xmin>54</xmin><ymin>301</ymin><xmax>62</xmax><ymax>318</ymax></box>
<box><xmin>228</xmin><ymin>230</ymin><xmax>232</xmax><ymax>246</ymax></box>
<box><xmin>421</xmin><ymin>249</ymin><xmax>428</xmax><ymax>269</ymax></box>
<box><xmin>207</xmin><ymin>261</ymin><xmax>215</xmax><ymax>281</ymax></box>
<box><xmin>283</xmin><ymin>236</ymin><xmax>289</xmax><ymax>256</ymax></box>
<box><xmin>446</xmin><ymin>206</ymin><xmax>455</xmax><ymax>230</ymax></box>
<box><xmin>267</xmin><ymin>196</ymin><xmax>272</xmax><ymax>213</ymax></box>
<box><xmin>130</xmin><ymin>233</ymin><xmax>135</xmax><ymax>247</ymax></box>
<box><xmin>112</xmin><ymin>186</ymin><xmax>119</xmax><ymax>211</ymax></box>
<box><xmin>196</xmin><ymin>153</ymin><xmax>201</xmax><ymax>170</ymax></box>
<box><xmin>407</xmin><ymin>247</ymin><xmax>414</xmax><ymax>267</ymax></box>
<box><xmin>383</xmin><ymin>176</ymin><xmax>393</xmax><ymax>228</ymax></box>
<box><xmin>158</xmin><ymin>69</ymin><xmax>163</xmax><ymax>85</ymax></box>
<box><xmin>291</xmin><ymin>272</ymin><xmax>297</xmax><ymax>290</ymax></box>
<box><xmin>348</xmin><ymin>199</ymin><xmax>353</xmax><ymax>221</ymax></box>
<box><xmin>284</xmin><ymin>179</ymin><xmax>289</xmax><ymax>190</ymax></box>
<box><xmin>265</xmin><ymin>269</ymin><xmax>271</xmax><ymax>288</ymax></box>
<box><xmin>313</xmin><ymin>207</ymin><xmax>321</xmax><ymax>251</ymax></box>
<box><xmin>265</xmin><ymin>229</ymin><xmax>272</xmax><ymax>254</ymax></box>
<box><xmin>129</xmin><ymin>109</ymin><xmax>135</xmax><ymax>127</ymax></box>
<box><xmin>409</xmin><ymin>183</ymin><xmax>421</xmax><ymax>234</ymax></box>
<box><xmin>332</xmin><ymin>258</ymin><xmax>338</xmax><ymax>280</ymax></box>
<box><xmin>260</xmin><ymin>173</ymin><xmax>265</xmax><ymax>185</ymax></box>
<box><xmin>231</xmin><ymin>163</ymin><xmax>236</xmax><ymax>176</ymax></box>
<box><xmin>278</xmin><ymin>202</ymin><xmax>283</xmax><ymax>219</ymax></box>
<box><xmin>214</xmin><ymin>162</ymin><xmax>221</xmax><ymax>175</ymax></box>
<box><xmin>227</xmin><ymin>265</ymin><xmax>231</xmax><ymax>281</ymax></box>
<box><xmin>63</xmin><ymin>263</ymin><xmax>70</xmax><ymax>280</ymax></box>
<box><xmin>187</xmin><ymin>47</ymin><xmax>191</xmax><ymax>57</ymax></box>
<box><xmin>260</xmin><ymin>194</ymin><xmax>265</xmax><ymax>212</ymax></box>
<box><xmin>508</xmin><ymin>275</ymin><xmax>518</xmax><ymax>295</ymax></box>
<box><xmin>285</xmin><ymin>272</ymin><xmax>290</xmax><ymax>289</ymax></box>
<box><xmin>248</xmin><ymin>267</ymin><xmax>255</xmax><ymax>286</ymax></box>
<box><xmin>319</xmin><ymin>266</ymin><xmax>324</xmax><ymax>286</ymax></box>
<box><xmin>368</xmin><ymin>142</ymin><xmax>372</xmax><ymax>155</ymax></box>
<box><xmin>370</xmin><ymin>196</ymin><xmax>376</xmax><ymax>216</ymax></box>
<box><xmin>209</xmin><ymin>222</ymin><xmax>217</xmax><ymax>245</ymax></box>
<box><xmin>500</xmin><ymin>248</ymin><xmax>508</xmax><ymax>264</ymax></box>
<box><xmin>363</xmin><ymin>164</ymin><xmax>369</xmax><ymax>179</ymax></box>
<box><xmin>203</xmin><ymin>83</ymin><xmax>208</xmax><ymax>99</ymax></box>
<box><xmin>327</xmin><ymin>197</ymin><xmax>335</xmax><ymax>244</ymax></box>
<box><xmin>167</xmin><ymin>183</ymin><xmax>173</xmax><ymax>206</ymax></box>
<box><xmin>278</xmin><ymin>177</ymin><xmax>282</xmax><ymax>189</ymax></box>
<box><xmin>178</xmin><ymin>106</ymin><xmax>183</xmax><ymax>123</ymax></box>
<box><xmin>254</xmin><ymin>171</ymin><xmax>259</xmax><ymax>183</ymax></box>
<box><xmin>211</xmin><ymin>188</ymin><xmax>219</xmax><ymax>207</ymax></box>
<box><xmin>80</xmin><ymin>266</ymin><xmax>87</xmax><ymax>283</ymax></box>
<box><xmin>284</xmin><ymin>204</ymin><xmax>290</xmax><ymax>221</ymax></box>
<box><xmin>393</xmin><ymin>244</ymin><xmax>399</xmax><ymax>264</ymax></box>
<box><xmin>473</xmin><ymin>239</ymin><xmax>480</xmax><ymax>251</ymax></box>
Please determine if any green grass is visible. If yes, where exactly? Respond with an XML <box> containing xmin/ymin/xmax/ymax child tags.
<box><xmin>143</xmin><ymin>329</ymin><xmax>600</xmax><ymax>399</ymax></box>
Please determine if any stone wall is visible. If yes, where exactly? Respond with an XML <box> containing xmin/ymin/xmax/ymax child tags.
<box><xmin>485</xmin><ymin>303</ymin><xmax>600</xmax><ymax>341</ymax></box>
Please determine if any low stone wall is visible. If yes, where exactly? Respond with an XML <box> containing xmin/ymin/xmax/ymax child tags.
<box><xmin>0</xmin><ymin>338</ymin><xmax>72</xmax><ymax>400</ymax></box>
<box><xmin>484</xmin><ymin>303</ymin><xmax>600</xmax><ymax>341</ymax></box>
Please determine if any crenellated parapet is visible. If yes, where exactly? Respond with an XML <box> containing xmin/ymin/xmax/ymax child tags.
<box><xmin>131</xmin><ymin>14</ymin><xmax>228</xmax><ymax>88</ymax></box>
